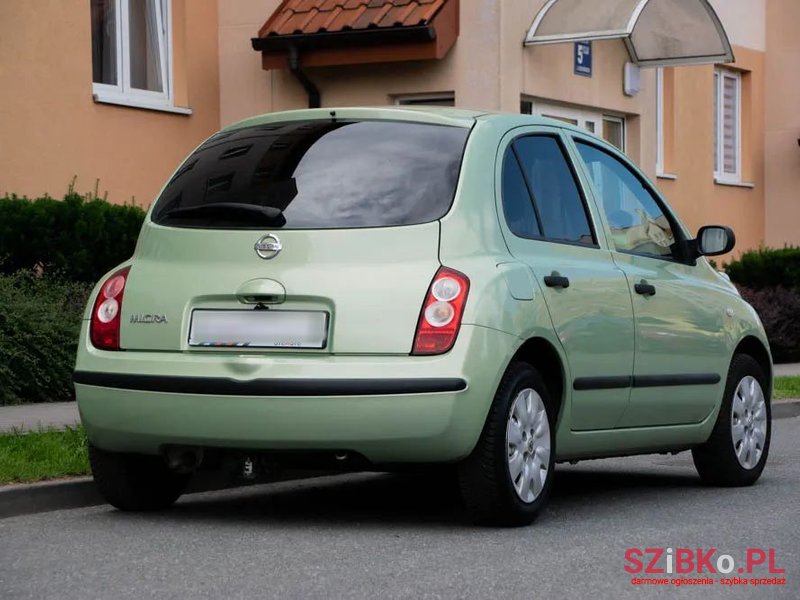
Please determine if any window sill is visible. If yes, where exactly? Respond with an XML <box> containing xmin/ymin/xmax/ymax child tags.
<box><xmin>714</xmin><ymin>178</ymin><xmax>755</xmax><ymax>189</ymax></box>
<box><xmin>656</xmin><ymin>172</ymin><xmax>678</xmax><ymax>181</ymax></box>
<box><xmin>93</xmin><ymin>93</ymin><xmax>192</xmax><ymax>115</ymax></box>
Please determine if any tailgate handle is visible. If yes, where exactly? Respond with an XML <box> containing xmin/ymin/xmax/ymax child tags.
<box><xmin>236</xmin><ymin>278</ymin><xmax>286</xmax><ymax>304</ymax></box>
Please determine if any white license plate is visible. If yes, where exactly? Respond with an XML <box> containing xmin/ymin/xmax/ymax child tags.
<box><xmin>189</xmin><ymin>310</ymin><xmax>328</xmax><ymax>349</ymax></box>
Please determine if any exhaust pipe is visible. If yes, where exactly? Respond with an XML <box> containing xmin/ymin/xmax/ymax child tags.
<box><xmin>165</xmin><ymin>448</ymin><xmax>204</xmax><ymax>474</ymax></box>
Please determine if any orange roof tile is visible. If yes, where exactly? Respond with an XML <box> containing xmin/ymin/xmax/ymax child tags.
<box><xmin>258</xmin><ymin>0</ymin><xmax>450</xmax><ymax>38</ymax></box>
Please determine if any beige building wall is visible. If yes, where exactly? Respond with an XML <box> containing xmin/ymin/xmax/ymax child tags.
<box><xmin>0</xmin><ymin>0</ymin><xmax>220</xmax><ymax>207</ymax></box>
<box><xmin>765</xmin><ymin>0</ymin><xmax>800</xmax><ymax>247</ymax></box>
<box><xmin>218</xmin><ymin>0</ymin><xmax>276</xmax><ymax>127</ymax></box>
<box><xmin>657</xmin><ymin>48</ymin><xmax>766</xmax><ymax>255</ymax></box>
<box><xmin>710</xmin><ymin>0</ymin><xmax>766</xmax><ymax>52</ymax></box>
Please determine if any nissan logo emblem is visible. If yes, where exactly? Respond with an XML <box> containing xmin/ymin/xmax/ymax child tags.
<box><xmin>254</xmin><ymin>233</ymin><xmax>282</xmax><ymax>259</ymax></box>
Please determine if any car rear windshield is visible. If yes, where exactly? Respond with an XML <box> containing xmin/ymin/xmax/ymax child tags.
<box><xmin>151</xmin><ymin>119</ymin><xmax>470</xmax><ymax>229</ymax></box>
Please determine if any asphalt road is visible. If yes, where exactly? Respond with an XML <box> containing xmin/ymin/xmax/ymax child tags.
<box><xmin>2</xmin><ymin>416</ymin><xmax>798</xmax><ymax>600</ymax></box>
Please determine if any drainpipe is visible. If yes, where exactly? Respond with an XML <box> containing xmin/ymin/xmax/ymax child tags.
<box><xmin>288</xmin><ymin>45</ymin><xmax>320</xmax><ymax>109</ymax></box>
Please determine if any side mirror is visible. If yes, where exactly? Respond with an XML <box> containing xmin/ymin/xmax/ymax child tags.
<box><xmin>696</xmin><ymin>225</ymin><xmax>736</xmax><ymax>257</ymax></box>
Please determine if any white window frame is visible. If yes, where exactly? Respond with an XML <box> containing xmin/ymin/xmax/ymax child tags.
<box><xmin>394</xmin><ymin>93</ymin><xmax>455</xmax><ymax>106</ymax></box>
<box><xmin>92</xmin><ymin>0</ymin><xmax>187</xmax><ymax>114</ymax></box>
<box><xmin>656</xmin><ymin>67</ymin><xmax>664</xmax><ymax>175</ymax></box>
<box><xmin>714</xmin><ymin>68</ymin><xmax>742</xmax><ymax>184</ymax></box>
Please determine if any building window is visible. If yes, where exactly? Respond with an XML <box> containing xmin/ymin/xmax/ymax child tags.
<box><xmin>714</xmin><ymin>68</ymin><xmax>741</xmax><ymax>182</ymax></box>
<box><xmin>395</xmin><ymin>93</ymin><xmax>455</xmax><ymax>107</ymax></box>
<box><xmin>602</xmin><ymin>116</ymin><xmax>625</xmax><ymax>152</ymax></box>
<box><xmin>91</xmin><ymin>0</ymin><xmax>173</xmax><ymax>110</ymax></box>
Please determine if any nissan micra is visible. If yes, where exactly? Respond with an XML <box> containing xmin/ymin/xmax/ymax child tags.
<box><xmin>75</xmin><ymin>107</ymin><xmax>772</xmax><ymax>526</ymax></box>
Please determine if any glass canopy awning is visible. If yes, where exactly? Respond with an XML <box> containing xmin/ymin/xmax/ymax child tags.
<box><xmin>524</xmin><ymin>0</ymin><xmax>734</xmax><ymax>67</ymax></box>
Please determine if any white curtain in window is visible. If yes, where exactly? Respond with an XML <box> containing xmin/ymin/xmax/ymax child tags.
<box><xmin>714</xmin><ymin>70</ymin><xmax>739</xmax><ymax>177</ymax></box>
<box><xmin>129</xmin><ymin>0</ymin><xmax>165</xmax><ymax>93</ymax></box>
<box><xmin>721</xmin><ymin>75</ymin><xmax>738</xmax><ymax>174</ymax></box>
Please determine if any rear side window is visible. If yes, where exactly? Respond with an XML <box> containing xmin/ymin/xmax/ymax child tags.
<box><xmin>501</xmin><ymin>150</ymin><xmax>542</xmax><ymax>239</ymax></box>
<box><xmin>500</xmin><ymin>135</ymin><xmax>595</xmax><ymax>246</ymax></box>
<box><xmin>152</xmin><ymin>120</ymin><xmax>469</xmax><ymax>229</ymax></box>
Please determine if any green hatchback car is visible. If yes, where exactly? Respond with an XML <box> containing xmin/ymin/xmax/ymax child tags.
<box><xmin>75</xmin><ymin>107</ymin><xmax>772</xmax><ymax>525</ymax></box>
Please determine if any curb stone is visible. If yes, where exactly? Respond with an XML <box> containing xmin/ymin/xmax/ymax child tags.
<box><xmin>773</xmin><ymin>399</ymin><xmax>800</xmax><ymax>420</ymax></box>
<box><xmin>2</xmin><ymin>401</ymin><xmax>798</xmax><ymax>519</ymax></box>
<box><xmin>0</xmin><ymin>469</ymin><xmax>322</xmax><ymax>520</ymax></box>
<box><xmin>0</xmin><ymin>477</ymin><xmax>102</xmax><ymax>518</ymax></box>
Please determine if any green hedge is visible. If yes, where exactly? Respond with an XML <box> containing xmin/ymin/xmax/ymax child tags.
<box><xmin>0</xmin><ymin>271</ymin><xmax>91</xmax><ymax>405</ymax></box>
<box><xmin>725</xmin><ymin>247</ymin><xmax>800</xmax><ymax>363</ymax></box>
<box><xmin>0</xmin><ymin>192</ymin><xmax>145</xmax><ymax>283</ymax></box>
<box><xmin>724</xmin><ymin>246</ymin><xmax>800</xmax><ymax>290</ymax></box>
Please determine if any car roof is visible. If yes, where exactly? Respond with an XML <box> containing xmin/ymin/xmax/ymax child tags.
<box><xmin>225</xmin><ymin>106</ymin><xmax>582</xmax><ymax>133</ymax></box>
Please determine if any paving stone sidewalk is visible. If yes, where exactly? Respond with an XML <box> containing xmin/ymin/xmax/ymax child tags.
<box><xmin>0</xmin><ymin>402</ymin><xmax>80</xmax><ymax>433</ymax></box>
<box><xmin>774</xmin><ymin>363</ymin><xmax>800</xmax><ymax>377</ymax></box>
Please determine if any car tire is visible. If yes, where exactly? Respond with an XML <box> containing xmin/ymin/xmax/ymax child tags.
<box><xmin>89</xmin><ymin>444</ymin><xmax>190</xmax><ymax>511</ymax></box>
<box><xmin>692</xmin><ymin>354</ymin><xmax>771</xmax><ymax>487</ymax></box>
<box><xmin>458</xmin><ymin>362</ymin><xmax>556</xmax><ymax>526</ymax></box>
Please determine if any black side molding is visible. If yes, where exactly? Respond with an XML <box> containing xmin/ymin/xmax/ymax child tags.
<box><xmin>633</xmin><ymin>374</ymin><xmax>721</xmax><ymax>388</ymax></box>
<box><xmin>573</xmin><ymin>373</ymin><xmax>721</xmax><ymax>391</ymax></box>
<box><xmin>73</xmin><ymin>371</ymin><xmax>467</xmax><ymax>397</ymax></box>
<box><xmin>573</xmin><ymin>376</ymin><xmax>632</xmax><ymax>391</ymax></box>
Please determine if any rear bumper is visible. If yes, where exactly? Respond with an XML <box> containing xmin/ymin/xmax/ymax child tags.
<box><xmin>75</xmin><ymin>324</ymin><xmax>516</xmax><ymax>463</ymax></box>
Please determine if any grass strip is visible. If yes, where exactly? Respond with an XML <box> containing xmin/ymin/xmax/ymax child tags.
<box><xmin>0</xmin><ymin>425</ymin><xmax>89</xmax><ymax>484</ymax></box>
<box><xmin>773</xmin><ymin>376</ymin><xmax>800</xmax><ymax>400</ymax></box>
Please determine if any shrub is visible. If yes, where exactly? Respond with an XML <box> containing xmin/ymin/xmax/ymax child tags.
<box><xmin>737</xmin><ymin>286</ymin><xmax>800</xmax><ymax>363</ymax></box>
<box><xmin>724</xmin><ymin>246</ymin><xmax>800</xmax><ymax>290</ymax></box>
<box><xmin>0</xmin><ymin>191</ymin><xmax>145</xmax><ymax>283</ymax></box>
<box><xmin>725</xmin><ymin>247</ymin><xmax>800</xmax><ymax>362</ymax></box>
<box><xmin>0</xmin><ymin>271</ymin><xmax>92</xmax><ymax>405</ymax></box>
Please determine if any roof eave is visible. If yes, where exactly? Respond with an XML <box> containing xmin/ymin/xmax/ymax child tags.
<box><xmin>251</xmin><ymin>25</ymin><xmax>437</xmax><ymax>53</ymax></box>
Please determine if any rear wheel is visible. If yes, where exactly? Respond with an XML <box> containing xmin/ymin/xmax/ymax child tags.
<box><xmin>89</xmin><ymin>445</ymin><xmax>190</xmax><ymax>511</ymax></box>
<box><xmin>458</xmin><ymin>362</ymin><xmax>556</xmax><ymax>526</ymax></box>
<box><xmin>692</xmin><ymin>354</ymin><xmax>771</xmax><ymax>486</ymax></box>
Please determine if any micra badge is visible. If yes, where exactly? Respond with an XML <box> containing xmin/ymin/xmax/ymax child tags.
<box><xmin>130</xmin><ymin>314</ymin><xmax>169</xmax><ymax>324</ymax></box>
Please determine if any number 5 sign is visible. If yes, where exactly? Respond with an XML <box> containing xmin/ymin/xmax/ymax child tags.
<box><xmin>574</xmin><ymin>41</ymin><xmax>592</xmax><ymax>77</ymax></box>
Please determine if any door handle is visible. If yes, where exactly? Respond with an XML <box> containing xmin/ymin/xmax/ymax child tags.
<box><xmin>634</xmin><ymin>281</ymin><xmax>656</xmax><ymax>296</ymax></box>
<box><xmin>544</xmin><ymin>273</ymin><xmax>570</xmax><ymax>289</ymax></box>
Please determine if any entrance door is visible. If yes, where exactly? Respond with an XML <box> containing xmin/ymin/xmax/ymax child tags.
<box><xmin>522</xmin><ymin>99</ymin><xmax>626</xmax><ymax>152</ymax></box>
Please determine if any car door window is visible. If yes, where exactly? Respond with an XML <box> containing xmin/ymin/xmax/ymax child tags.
<box><xmin>501</xmin><ymin>148</ymin><xmax>542</xmax><ymax>239</ymax></box>
<box><xmin>575</xmin><ymin>141</ymin><xmax>677</xmax><ymax>259</ymax></box>
<box><xmin>512</xmin><ymin>136</ymin><xmax>595</xmax><ymax>246</ymax></box>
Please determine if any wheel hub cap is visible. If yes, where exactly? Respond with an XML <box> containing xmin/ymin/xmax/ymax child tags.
<box><xmin>506</xmin><ymin>388</ymin><xmax>551</xmax><ymax>503</ymax></box>
<box><xmin>730</xmin><ymin>375</ymin><xmax>767</xmax><ymax>470</ymax></box>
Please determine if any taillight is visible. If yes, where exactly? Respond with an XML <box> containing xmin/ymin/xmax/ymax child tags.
<box><xmin>90</xmin><ymin>267</ymin><xmax>130</xmax><ymax>351</ymax></box>
<box><xmin>412</xmin><ymin>267</ymin><xmax>470</xmax><ymax>355</ymax></box>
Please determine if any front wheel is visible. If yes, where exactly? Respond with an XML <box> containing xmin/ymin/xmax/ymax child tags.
<box><xmin>458</xmin><ymin>362</ymin><xmax>556</xmax><ymax>526</ymax></box>
<box><xmin>89</xmin><ymin>445</ymin><xmax>190</xmax><ymax>511</ymax></box>
<box><xmin>692</xmin><ymin>354</ymin><xmax>771</xmax><ymax>486</ymax></box>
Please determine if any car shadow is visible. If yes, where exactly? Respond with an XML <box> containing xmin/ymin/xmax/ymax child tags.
<box><xmin>108</xmin><ymin>462</ymin><xmax>705</xmax><ymax>529</ymax></box>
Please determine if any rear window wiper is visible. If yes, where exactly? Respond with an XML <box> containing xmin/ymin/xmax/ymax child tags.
<box><xmin>158</xmin><ymin>203</ymin><xmax>286</xmax><ymax>226</ymax></box>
